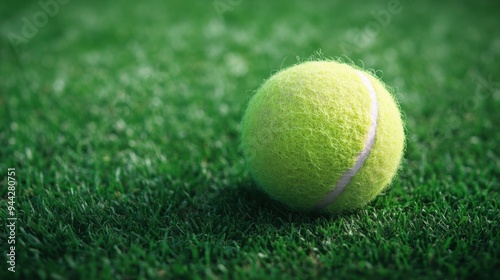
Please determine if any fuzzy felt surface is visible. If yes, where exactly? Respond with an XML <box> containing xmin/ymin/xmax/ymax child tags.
<box><xmin>241</xmin><ymin>61</ymin><xmax>405</xmax><ymax>213</ymax></box>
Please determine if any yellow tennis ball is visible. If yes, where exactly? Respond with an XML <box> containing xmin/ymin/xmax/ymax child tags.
<box><xmin>241</xmin><ymin>60</ymin><xmax>405</xmax><ymax>214</ymax></box>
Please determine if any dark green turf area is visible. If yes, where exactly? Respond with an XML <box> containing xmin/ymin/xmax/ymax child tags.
<box><xmin>1</xmin><ymin>0</ymin><xmax>499</xmax><ymax>279</ymax></box>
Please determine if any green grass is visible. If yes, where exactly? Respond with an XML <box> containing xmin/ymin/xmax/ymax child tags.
<box><xmin>1</xmin><ymin>0</ymin><xmax>499</xmax><ymax>279</ymax></box>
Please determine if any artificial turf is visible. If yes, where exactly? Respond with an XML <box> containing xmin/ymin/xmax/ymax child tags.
<box><xmin>1</xmin><ymin>0</ymin><xmax>499</xmax><ymax>279</ymax></box>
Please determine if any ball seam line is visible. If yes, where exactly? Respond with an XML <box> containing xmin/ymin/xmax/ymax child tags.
<box><xmin>313</xmin><ymin>70</ymin><xmax>379</xmax><ymax>210</ymax></box>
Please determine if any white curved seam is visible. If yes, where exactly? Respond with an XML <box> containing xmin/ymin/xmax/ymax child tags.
<box><xmin>314</xmin><ymin>71</ymin><xmax>379</xmax><ymax>210</ymax></box>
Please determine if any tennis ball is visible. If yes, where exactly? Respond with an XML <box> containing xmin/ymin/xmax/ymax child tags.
<box><xmin>241</xmin><ymin>60</ymin><xmax>405</xmax><ymax>214</ymax></box>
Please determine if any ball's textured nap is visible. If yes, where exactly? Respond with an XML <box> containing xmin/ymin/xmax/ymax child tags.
<box><xmin>241</xmin><ymin>61</ymin><xmax>405</xmax><ymax>214</ymax></box>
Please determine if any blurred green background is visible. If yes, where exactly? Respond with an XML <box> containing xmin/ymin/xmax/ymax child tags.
<box><xmin>1</xmin><ymin>0</ymin><xmax>499</xmax><ymax>279</ymax></box>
